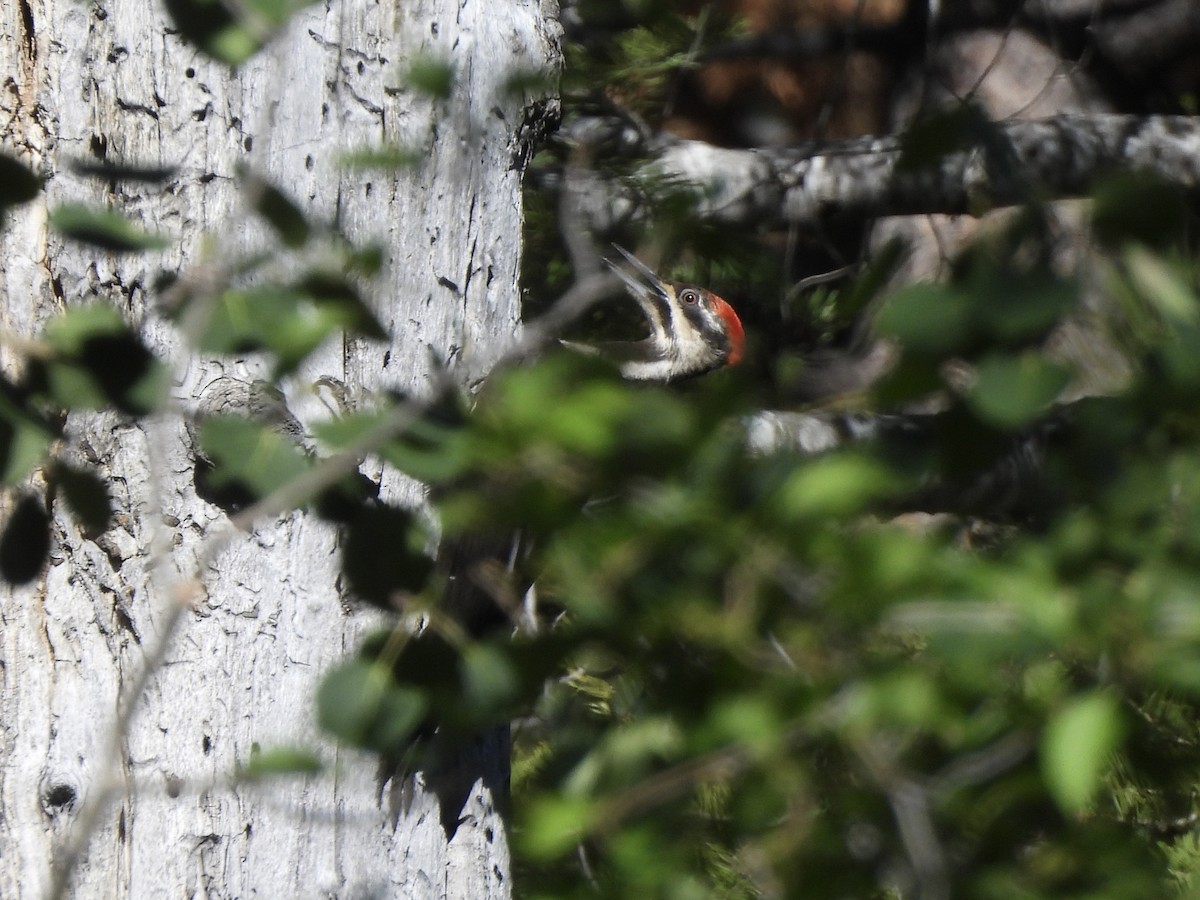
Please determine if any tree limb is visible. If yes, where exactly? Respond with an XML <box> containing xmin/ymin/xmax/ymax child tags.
<box><xmin>559</xmin><ymin>114</ymin><xmax>1200</xmax><ymax>231</ymax></box>
<box><xmin>744</xmin><ymin>406</ymin><xmax>1068</xmax><ymax>522</ymax></box>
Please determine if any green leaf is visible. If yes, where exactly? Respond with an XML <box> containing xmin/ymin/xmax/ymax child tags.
<box><xmin>519</xmin><ymin>795</ymin><xmax>595</xmax><ymax>860</ymax></box>
<box><xmin>338</xmin><ymin>146</ymin><xmax>425</xmax><ymax>171</ymax></box>
<box><xmin>343</xmin><ymin>243</ymin><xmax>385</xmax><ymax>278</ymax></box>
<box><xmin>69</xmin><ymin>159</ymin><xmax>177</xmax><ymax>184</ymax></box>
<box><xmin>209</xmin><ymin>27</ymin><xmax>260</xmax><ymax>66</ymax></box>
<box><xmin>1041</xmin><ymin>691</ymin><xmax>1124</xmax><ymax>814</ymax></box>
<box><xmin>462</xmin><ymin>642</ymin><xmax>520</xmax><ymax>711</ymax></box>
<box><xmin>0</xmin><ymin>153</ymin><xmax>42</xmax><ymax>215</ymax></box>
<box><xmin>162</xmin><ymin>0</ymin><xmax>241</xmax><ymax>60</ymax></box>
<box><xmin>1092</xmin><ymin>173</ymin><xmax>1189</xmax><ymax>250</ymax></box>
<box><xmin>240</xmin><ymin>745</ymin><xmax>323</xmax><ymax>779</ymax></box>
<box><xmin>317</xmin><ymin>660</ymin><xmax>380</xmax><ymax>743</ymax></box>
<box><xmin>0</xmin><ymin>384</ymin><xmax>56</xmax><ymax>485</ymax></box>
<box><xmin>240</xmin><ymin>0</ymin><xmax>310</xmax><ymax>28</ymax></box>
<box><xmin>198</xmin><ymin>281</ymin><xmax>382</xmax><ymax>374</ymax></box>
<box><xmin>199</xmin><ymin>288</ymin><xmax>337</xmax><ymax>373</ymax></box>
<box><xmin>81</xmin><ymin>335</ymin><xmax>169</xmax><ymax>415</ymax></box>
<box><xmin>872</xmin><ymin>354</ymin><xmax>946</xmax><ymax>407</ymax></box>
<box><xmin>897</xmin><ymin>104</ymin><xmax>991</xmax><ymax>171</ymax></box>
<box><xmin>876</xmin><ymin>283</ymin><xmax>974</xmax><ymax>355</ymax></box>
<box><xmin>776</xmin><ymin>454</ymin><xmax>895</xmax><ymax>519</ymax></box>
<box><xmin>0</xmin><ymin>419</ymin><xmax>53</xmax><ymax>486</ymax></box>
<box><xmin>310</xmin><ymin>410</ymin><xmax>385</xmax><ymax>451</ymax></box>
<box><xmin>52</xmin><ymin>462</ymin><xmax>113</xmax><ymax>537</ymax></box>
<box><xmin>199</xmin><ymin>286</ymin><xmax>294</xmax><ymax>350</ymax></box>
<box><xmin>708</xmin><ymin>696</ymin><xmax>782</xmax><ymax>753</ymax></box>
<box><xmin>163</xmin><ymin>0</ymin><xmax>312</xmax><ymax>64</ymax></box>
<box><xmin>0</xmin><ymin>493</ymin><xmax>50</xmax><ymax>585</ymax></box>
<box><xmin>501</xmin><ymin>68</ymin><xmax>558</xmax><ymax>98</ymax></box>
<box><xmin>340</xmin><ymin>504</ymin><xmax>435</xmax><ymax>608</ymax></box>
<box><xmin>491</xmin><ymin>366</ymin><xmax>639</xmax><ymax>457</ymax></box>
<box><xmin>862</xmin><ymin>671</ymin><xmax>942</xmax><ymax>730</ymax></box>
<box><xmin>42</xmin><ymin>307</ymin><xmax>168</xmax><ymax>414</ymax></box>
<box><xmin>566</xmin><ymin>717</ymin><xmax>684</xmax><ymax>797</ymax></box>
<box><xmin>50</xmin><ymin>204</ymin><xmax>168</xmax><ymax>252</ymax></box>
<box><xmin>1123</xmin><ymin>246</ymin><xmax>1199</xmax><ymax>324</ymax></box>
<box><xmin>383</xmin><ymin>436</ymin><xmax>471</xmax><ymax>484</ymax></box>
<box><xmin>976</xmin><ymin>270</ymin><xmax>1078</xmax><ymax>344</ymax></box>
<box><xmin>967</xmin><ymin>354</ymin><xmax>1071</xmax><ymax>428</ymax></box>
<box><xmin>41</xmin><ymin>362</ymin><xmax>107</xmax><ymax>411</ymax></box>
<box><xmin>44</xmin><ymin>305</ymin><xmax>126</xmax><ymax>353</ymax></box>
<box><xmin>405</xmin><ymin>56</ymin><xmax>455</xmax><ymax>100</ymax></box>
<box><xmin>198</xmin><ymin>417</ymin><xmax>311</xmax><ymax>502</ymax></box>
<box><xmin>316</xmin><ymin>659</ymin><xmax>428</xmax><ymax>752</ymax></box>
<box><xmin>246</xmin><ymin>175</ymin><xmax>311</xmax><ymax>248</ymax></box>
<box><xmin>314</xmin><ymin>408</ymin><xmax>468</xmax><ymax>484</ymax></box>
<box><xmin>294</xmin><ymin>271</ymin><xmax>387</xmax><ymax>339</ymax></box>
<box><xmin>838</xmin><ymin>237</ymin><xmax>905</xmax><ymax>320</ymax></box>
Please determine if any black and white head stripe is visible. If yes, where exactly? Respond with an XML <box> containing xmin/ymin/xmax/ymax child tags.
<box><xmin>604</xmin><ymin>247</ymin><xmax>745</xmax><ymax>382</ymax></box>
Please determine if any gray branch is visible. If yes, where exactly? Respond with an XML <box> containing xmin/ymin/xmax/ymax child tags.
<box><xmin>562</xmin><ymin>114</ymin><xmax>1200</xmax><ymax>231</ymax></box>
<box><xmin>744</xmin><ymin>408</ymin><xmax>1066</xmax><ymax>521</ymax></box>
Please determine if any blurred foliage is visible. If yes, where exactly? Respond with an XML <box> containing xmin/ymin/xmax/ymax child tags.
<box><xmin>49</xmin><ymin>204</ymin><xmax>169</xmax><ymax>253</ymax></box>
<box><xmin>0</xmin><ymin>154</ymin><xmax>43</xmax><ymax>218</ymax></box>
<box><xmin>500</xmin><ymin>10</ymin><xmax>1200</xmax><ymax>891</ymax></box>
<box><xmin>421</xmin><ymin>183</ymin><xmax>1200</xmax><ymax>896</ymax></box>
<box><xmin>162</xmin><ymin>0</ymin><xmax>315</xmax><ymax>65</ymax></box>
<box><xmin>404</xmin><ymin>55</ymin><xmax>457</xmax><ymax>101</ymax></box>
<box><xmin>161</xmin><ymin>172</ymin><xmax>387</xmax><ymax>378</ymax></box>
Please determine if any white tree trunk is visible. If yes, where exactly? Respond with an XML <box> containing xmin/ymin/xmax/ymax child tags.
<box><xmin>0</xmin><ymin>0</ymin><xmax>559</xmax><ymax>896</ymax></box>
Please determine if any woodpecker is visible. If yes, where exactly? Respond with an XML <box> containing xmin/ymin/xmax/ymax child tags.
<box><xmin>386</xmin><ymin>249</ymin><xmax>748</xmax><ymax>832</ymax></box>
<box><xmin>573</xmin><ymin>245</ymin><xmax>745</xmax><ymax>382</ymax></box>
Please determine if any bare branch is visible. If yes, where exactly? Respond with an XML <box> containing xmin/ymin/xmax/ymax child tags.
<box><xmin>744</xmin><ymin>405</ymin><xmax>1066</xmax><ymax>521</ymax></box>
<box><xmin>855</xmin><ymin>738</ymin><xmax>951</xmax><ymax>900</ymax></box>
<box><xmin>560</xmin><ymin>114</ymin><xmax>1200</xmax><ymax>231</ymax></box>
<box><xmin>45</xmin><ymin>585</ymin><xmax>195</xmax><ymax>900</ymax></box>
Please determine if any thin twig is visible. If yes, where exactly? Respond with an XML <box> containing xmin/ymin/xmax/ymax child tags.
<box><xmin>45</xmin><ymin>584</ymin><xmax>194</xmax><ymax>900</ymax></box>
<box><xmin>854</xmin><ymin>738</ymin><xmax>950</xmax><ymax>900</ymax></box>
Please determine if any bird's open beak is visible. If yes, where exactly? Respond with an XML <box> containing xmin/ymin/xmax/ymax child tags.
<box><xmin>604</xmin><ymin>245</ymin><xmax>671</xmax><ymax>305</ymax></box>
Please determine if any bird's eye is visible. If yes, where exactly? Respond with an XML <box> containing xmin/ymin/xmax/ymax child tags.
<box><xmin>681</xmin><ymin>289</ymin><xmax>699</xmax><ymax>304</ymax></box>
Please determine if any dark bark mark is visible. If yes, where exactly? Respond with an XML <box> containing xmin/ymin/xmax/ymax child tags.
<box><xmin>18</xmin><ymin>0</ymin><xmax>35</xmax><ymax>62</ymax></box>
<box><xmin>41</xmin><ymin>782</ymin><xmax>77</xmax><ymax>814</ymax></box>
<box><xmin>113</xmin><ymin>599</ymin><xmax>141</xmax><ymax>644</ymax></box>
<box><xmin>510</xmin><ymin>97</ymin><xmax>561</xmax><ymax>172</ymax></box>
<box><xmin>116</xmin><ymin>98</ymin><xmax>160</xmax><ymax>120</ymax></box>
